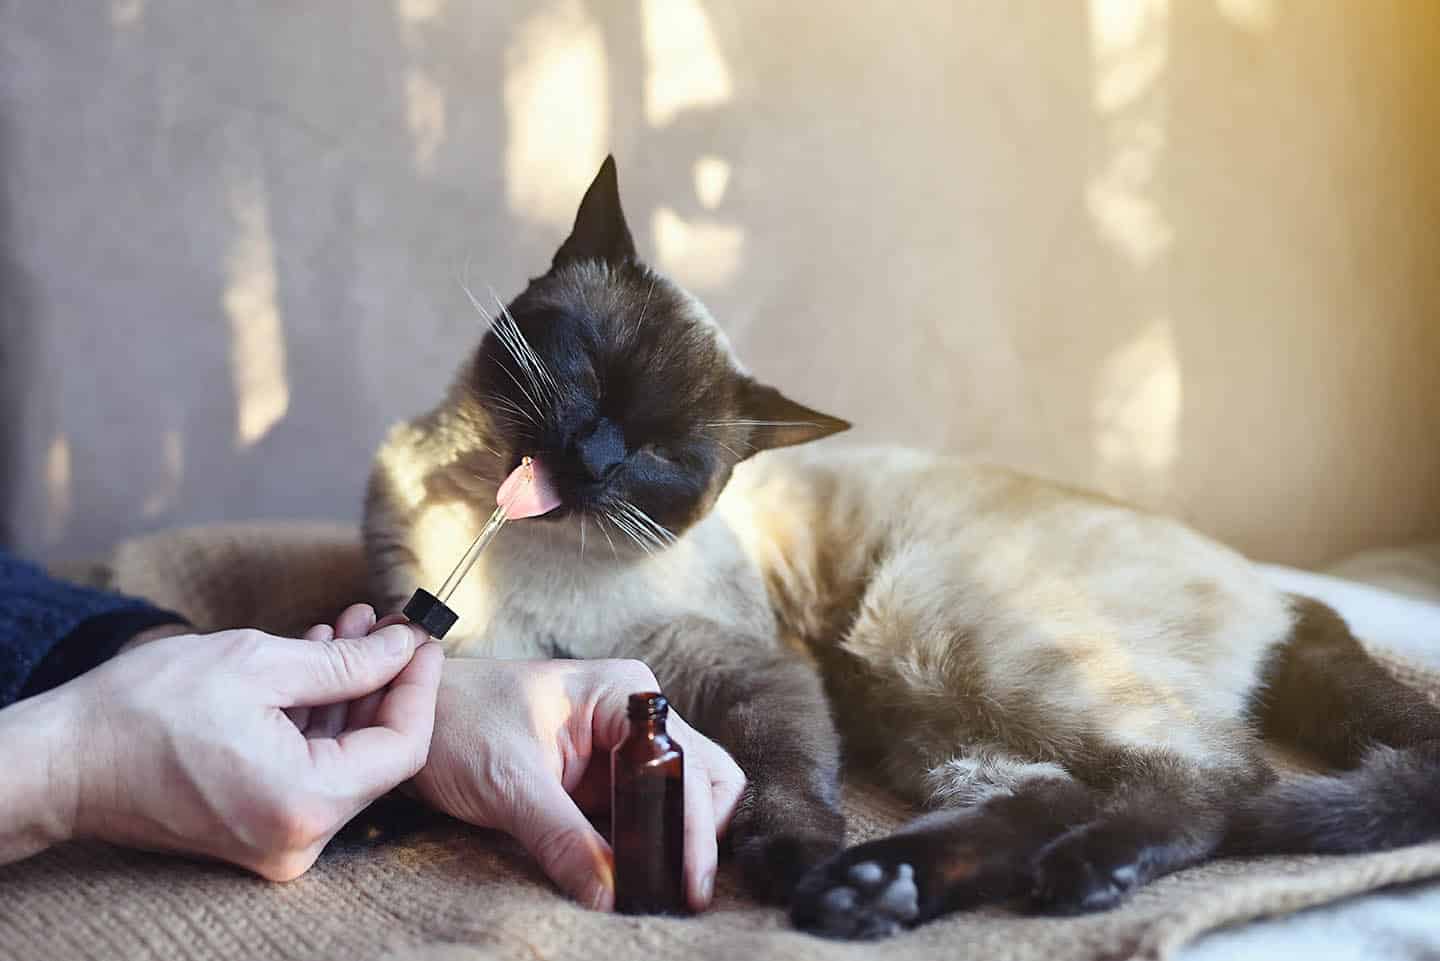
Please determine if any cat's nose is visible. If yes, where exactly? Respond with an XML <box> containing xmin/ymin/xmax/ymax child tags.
<box><xmin>574</xmin><ymin>417</ymin><xmax>626</xmax><ymax>482</ymax></box>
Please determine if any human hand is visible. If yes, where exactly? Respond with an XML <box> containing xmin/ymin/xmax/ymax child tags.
<box><xmin>306</xmin><ymin>605</ymin><xmax>747</xmax><ymax>913</ymax></box>
<box><xmin>46</xmin><ymin>622</ymin><xmax>443</xmax><ymax>880</ymax></box>
<box><xmin>418</xmin><ymin>655</ymin><xmax>746</xmax><ymax>912</ymax></box>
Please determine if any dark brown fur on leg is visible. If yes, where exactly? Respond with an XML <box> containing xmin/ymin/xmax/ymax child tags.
<box><xmin>1252</xmin><ymin>596</ymin><xmax>1440</xmax><ymax>766</ymax></box>
<box><xmin>1029</xmin><ymin>751</ymin><xmax>1261</xmax><ymax>915</ymax></box>
<box><xmin>791</xmin><ymin>777</ymin><xmax>1099</xmax><ymax>939</ymax></box>
<box><xmin>792</xmin><ymin>750</ymin><xmax>1264</xmax><ymax>938</ymax></box>
<box><xmin>630</xmin><ymin>618</ymin><xmax>847</xmax><ymax>903</ymax></box>
<box><xmin>1231</xmin><ymin>596</ymin><xmax>1440</xmax><ymax>855</ymax></box>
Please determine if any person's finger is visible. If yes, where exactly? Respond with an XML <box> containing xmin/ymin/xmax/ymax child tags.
<box><xmin>702</xmin><ymin>743</ymin><xmax>747</xmax><ymax>839</ymax></box>
<box><xmin>373</xmin><ymin>612</ymin><xmax>408</xmax><ymax>632</ymax></box>
<box><xmin>319</xmin><ymin>642</ymin><xmax>445</xmax><ymax>795</ymax></box>
<box><xmin>570</xmin><ymin>753</ymin><xmax>611</xmax><ymax>815</ymax></box>
<box><xmin>500</xmin><ymin>772</ymin><xmax>616</xmax><ymax>911</ymax></box>
<box><xmin>304</xmin><ymin>624</ymin><xmax>335</xmax><ymax>642</ymax></box>
<box><xmin>286</xmin><ymin>623</ymin><xmax>335</xmax><ymax>729</ymax></box>
<box><xmin>681</xmin><ymin>753</ymin><xmax>719</xmax><ymax>911</ymax></box>
<box><xmin>345</xmin><ymin>688</ymin><xmax>387</xmax><ymax>731</ymax></box>
<box><xmin>309</xmin><ymin>604</ymin><xmax>383</xmax><ymax>735</ymax></box>
<box><xmin>664</xmin><ymin>713</ymin><xmax>747</xmax><ymax>838</ymax></box>
<box><xmin>306</xmin><ymin>701</ymin><xmax>350</xmax><ymax>739</ymax></box>
<box><xmin>333</xmin><ymin>603</ymin><xmax>376</xmax><ymax>640</ymax></box>
<box><xmin>269</xmin><ymin>623</ymin><xmax>428</xmax><ymax>706</ymax></box>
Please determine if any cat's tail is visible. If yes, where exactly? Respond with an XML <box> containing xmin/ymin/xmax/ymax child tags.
<box><xmin>1224</xmin><ymin>742</ymin><xmax>1440</xmax><ymax>855</ymax></box>
<box><xmin>1232</xmin><ymin>593</ymin><xmax>1440</xmax><ymax>856</ymax></box>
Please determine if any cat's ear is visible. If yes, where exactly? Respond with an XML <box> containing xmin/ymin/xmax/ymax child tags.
<box><xmin>737</xmin><ymin>381</ymin><xmax>851</xmax><ymax>451</ymax></box>
<box><xmin>552</xmin><ymin>155</ymin><xmax>637</xmax><ymax>269</ymax></box>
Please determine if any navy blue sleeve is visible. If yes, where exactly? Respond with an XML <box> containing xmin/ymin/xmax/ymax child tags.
<box><xmin>0</xmin><ymin>549</ymin><xmax>188</xmax><ymax>707</ymax></box>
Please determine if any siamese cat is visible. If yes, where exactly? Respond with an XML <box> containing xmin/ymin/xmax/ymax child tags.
<box><xmin>365</xmin><ymin>157</ymin><xmax>1440</xmax><ymax>939</ymax></box>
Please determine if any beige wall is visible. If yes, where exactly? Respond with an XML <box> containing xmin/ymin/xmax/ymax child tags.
<box><xmin>2</xmin><ymin>0</ymin><xmax>1437</xmax><ymax>567</ymax></box>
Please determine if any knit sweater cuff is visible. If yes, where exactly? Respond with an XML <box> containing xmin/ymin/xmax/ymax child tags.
<box><xmin>0</xmin><ymin>551</ymin><xmax>188</xmax><ymax>707</ymax></box>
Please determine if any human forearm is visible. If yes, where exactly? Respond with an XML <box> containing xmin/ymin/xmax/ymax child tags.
<box><xmin>0</xmin><ymin>549</ymin><xmax>187</xmax><ymax>707</ymax></box>
<box><xmin>0</xmin><ymin>686</ymin><xmax>78</xmax><ymax>865</ymax></box>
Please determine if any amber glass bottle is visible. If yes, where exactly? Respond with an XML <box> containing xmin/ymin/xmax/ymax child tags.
<box><xmin>611</xmin><ymin>692</ymin><xmax>687</xmax><ymax>915</ymax></box>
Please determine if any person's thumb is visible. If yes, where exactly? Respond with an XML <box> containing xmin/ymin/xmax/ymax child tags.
<box><xmin>503</xmin><ymin>775</ymin><xmax>615</xmax><ymax>911</ymax></box>
<box><xmin>268</xmin><ymin>623</ymin><xmax>429</xmax><ymax>706</ymax></box>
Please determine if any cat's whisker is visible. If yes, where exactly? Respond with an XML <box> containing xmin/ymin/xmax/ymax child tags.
<box><xmin>486</xmin><ymin>319</ymin><xmax>548</xmax><ymax>423</ymax></box>
<box><xmin>618</xmin><ymin>500</ymin><xmax>676</xmax><ymax>547</ymax></box>
<box><xmin>595</xmin><ymin>512</ymin><xmax>619</xmax><ymax>561</ymax></box>
<box><xmin>613</xmin><ymin>502</ymin><xmax>662</xmax><ymax>550</ymax></box>
<box><xmin>492</xmin><ymin>289</ymin><xmax>562</xmax><ymax>401</ymax></box>
<box><xmin>495</xmin><ymin>360</ymin><xmax>547</xmax><ymax>426</ymax></box>
<box><xmin>612</xmin><ymin>516</ymin><xmax>651</xmax><ymax>555</ymax></box>
<box><xmin>605</xmin><ymin>508</ymin><xmax>654</xmax><ymax>556</ymax></box>
<box><xmin>480</xmin><ymin>392</ymin><xmax>538</xmax><ymax>427</ymax></box>
<box><xmin>630</xmin><ymin>275</ymin><xmax>656</xmax><ymax>345</ymax></box>
<box><xmin>461</xmin><ymin>280</ymin><xmax>501</xmax><ymax>331</ymax></box>
<box><xmin>711</xmin><ymin>438</ymin><xmax>744</xmax><ymax>461</ymax></box>
<box><xmin>490</xmin><ymin>306</ymin><xmax>540</xmax><ymax>390</ymax></box>
<box><xmin>701</xmin><ymin>419</ymin><xmax>821</xmax><ymax>429</ymax></box>
<box><xmin>467</xmin><ymin>282</ymin><xmax>552</xmax><ymax>419</ymax></box>
<box><xmin>695</xmin><ymin>424</ymin><xmax>759</xmax><ymax>453</ymax></box>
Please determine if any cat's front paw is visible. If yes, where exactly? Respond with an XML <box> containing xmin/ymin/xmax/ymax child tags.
<box><xmin>726</xmin><ymin>785</ymin><xmax>845</xmax><ymax>903</ymax></box>
<box><xmin>1027</xmin><ymin>825</ymin><xmax>1140</xmax><ymax>915</ymax></box>
<box><xmin>732</xmin><ymin>833</ymin><xmax>843</xmax><ymax>904</ymax></box>
<box><xmin>791</xmin><ymin>850</ymin><xmax>921</xmax><ymax>940</ymax></box>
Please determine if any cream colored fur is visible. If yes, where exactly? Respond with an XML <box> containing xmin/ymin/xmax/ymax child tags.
<box><xmin>367</xmin><ymin>424</ymin><xmax>1295</xmax><ymax>808</ymax></box>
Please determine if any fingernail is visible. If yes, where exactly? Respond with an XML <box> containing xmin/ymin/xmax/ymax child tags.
<box><xmin>702</xmin><ymin>870</ymin><xmax>715</xmax><ymax>903</ymax></box>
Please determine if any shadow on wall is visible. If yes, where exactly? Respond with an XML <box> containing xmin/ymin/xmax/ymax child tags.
<box><xmin>0</xmin><ymin>108</ymin><xmax>36</xmax><ymax>547</ymax></box>
<box><xmin>3</xmin><ymin>0</ymin><xmax>1438</xmax><ymax>565</ymax></box>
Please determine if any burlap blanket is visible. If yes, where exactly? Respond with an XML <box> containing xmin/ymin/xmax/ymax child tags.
<box><xmin>6</xmin><ymin>523</ymin><xmax>1440</xmax><ymax>961</ymax></box>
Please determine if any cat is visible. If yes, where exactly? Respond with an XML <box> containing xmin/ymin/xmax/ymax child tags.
<box><xmin>364</xmin><ymin>157</ymin><xmax>1440</xmax><ymax>940</ymax></box>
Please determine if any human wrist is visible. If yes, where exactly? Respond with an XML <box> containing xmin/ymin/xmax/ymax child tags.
<box><xmin>118</xmin><ymin>622</ymin><xmax>191</xmax><ymax>654</ymax></box>
<box><xmin>0</xmin><ymin>685</ymin><xmax>84</xmax><ymax>862</ymax></box>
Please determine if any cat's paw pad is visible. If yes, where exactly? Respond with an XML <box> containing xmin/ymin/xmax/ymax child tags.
<box><xmin>791</xmin><ymin>858</ymin><xmax>920</xmax><ymax>940</ymax></box>
<box><xmin>1028</xmin><ymin>828</ymin><xmax>1140</xmax><ymax>915</ymax></box>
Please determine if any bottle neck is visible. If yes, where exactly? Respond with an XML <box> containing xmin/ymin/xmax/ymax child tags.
<box><xmin>632</xmin><ymin>714</ymin><xmax>668</xmax><ymax>738</ymax></box>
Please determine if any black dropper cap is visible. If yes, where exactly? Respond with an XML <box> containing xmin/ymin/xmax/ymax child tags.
<box><xmin>402</xmin><ymin>588</ymin><xmax>458</xmax><ymax>639</ymax></box>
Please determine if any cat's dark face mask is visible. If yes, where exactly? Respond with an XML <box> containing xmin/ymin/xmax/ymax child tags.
<box><xmin>467</xmin><ymin>156</ymin><xmax>848</xmax><ymax>545</ymax></box>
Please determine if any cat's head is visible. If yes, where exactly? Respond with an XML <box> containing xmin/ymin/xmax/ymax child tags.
<box><xmin>464</xmin><ymin>156</ymin><xmax>848</xmax><ymax>549</ymax></box>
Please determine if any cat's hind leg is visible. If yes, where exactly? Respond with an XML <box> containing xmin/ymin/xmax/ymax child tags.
<box><xmin>1026</xmin><ymin>750</ymin><xmax>1258</xmax><ymax>915</ymax></box>
<box><xmin>792</xmin><ymin>747</ymin><xmax>1261</xmax><ymax>938</ymax></box>
<box><xmin>1233</xmin><ymin>595</ymin><xmax>1440</xmax><ymax>854</ymax></box>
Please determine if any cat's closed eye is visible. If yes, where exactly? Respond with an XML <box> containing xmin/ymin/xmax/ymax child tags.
<box><xmin>639</xmin><ymin>443</ymin><xmax>679</xmax><ymax>465</ymax></box>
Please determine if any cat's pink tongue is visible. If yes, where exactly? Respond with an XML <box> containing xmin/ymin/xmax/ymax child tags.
<box><xmin>496</xmin><ymin>457</ymin><xmax>562</xmax><ymax>519</ymax></box>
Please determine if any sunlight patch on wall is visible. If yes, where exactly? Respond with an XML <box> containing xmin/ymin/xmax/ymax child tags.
<box><xmin>1086</xmin><ymin>120</ymin><xmax>1172</xmax><ymax>266</ymax></box>
<box><xmin>223</xmin><ymin>173</ymin><xmax>290</xmax><ymax>448</ymax></box>
<box><xmin>1215</xmin><ymin>0</ymin><xmax>1275</xmax><ymax>33</ymax></box>
<box><xmin>693</xmin><ymin>155</ymin><xmax>732</xmax><ymax>210</ymax></box>
<box><xmin>406</xmin><ymin>68</ymin><xmax>448</xmax><ymax>174</ymax></box>
<box><xmin>653</xmin><ymin>206</ymin><xmax>744</xmax><ymax>290</ymax></box>
<box><xmin>44</xmin><ymin>434</ymin><xmax>72</xmax><ymax>544</ymax></box>
<box><xmin>1087</xmin><ymin>0</ymin><xmax>1172</xmax><ymax>267</ymax></box>
<box><xmin>394</xmin><ymin>0</ymin><xmax>444</xmax><ymax>24</ymax></box>
<box><xmin>504</xmin><ymin>0</ymin><xmax>609</xmax><ymax>228</ymax></box>
<box><xmin>642</xmin><ymin>0</ymin><xmax>733</xmax><ymax>127</ymax></box>
<box><xmin>141</xmin><ymin>429</ymin><xmax>185</xmax><ymax>519</ymax></box>
<box><xmin>1089</xmin><ymin>0</ymin><xmax>1169</xmax><ymax>114</ymax></box>
<box><xmin>111</xmin><ymin>0</ymin><xmax>145</xmax><ymax>27</ymax></box>
<box><xmin>1093</xmin><ymin>319</ymin><xmax>1182</xmax><ymax>494</ymax></box>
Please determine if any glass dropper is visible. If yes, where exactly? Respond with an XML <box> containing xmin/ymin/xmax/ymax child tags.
<box><xmin>401</xmin><ymin>456</ymin><xmax>534</xmax><ymax>638</ymax></box>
